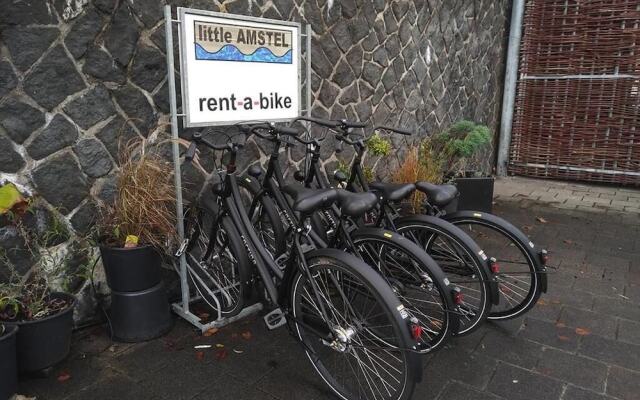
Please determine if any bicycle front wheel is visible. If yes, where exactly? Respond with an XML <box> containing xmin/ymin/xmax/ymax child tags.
<box><xmin>290</xmin><ymin>248</ymin><xmax>420</xmax><ymax>400</ymax></box>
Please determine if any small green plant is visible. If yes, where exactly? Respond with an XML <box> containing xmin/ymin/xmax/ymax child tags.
<box><xmin>366</xmin><ymin>132</ymin><xmax>392</xmax><ymax>157</ymax></box>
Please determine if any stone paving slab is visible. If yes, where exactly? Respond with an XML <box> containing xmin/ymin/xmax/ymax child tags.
<box><xmin>16</xmin><ymin>190</ymin><xmax>640</xmax><ymax>400</ymax></box>
<box><xmin>495</xmin><ymin>176</ymin><xmax>640</xmax><ymax>215</ymax></box>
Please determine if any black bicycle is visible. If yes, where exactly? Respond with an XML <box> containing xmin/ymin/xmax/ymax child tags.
<box><xmin>182</xmin><ymin>128</ymin><xmax>422</xmax><ymax>400</ymax></box>
<box><xmin>237</xmin><ymin>123</ymin><xmax>460</xmax><ymax>353</ymax></box>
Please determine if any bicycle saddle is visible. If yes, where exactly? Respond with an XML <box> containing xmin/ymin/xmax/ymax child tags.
<box><xmin>282</xmin><ymin>185</ymin><xmax>338</xmax><ymax>214</ymax></box>
<box><xmin>415</xmin><ymin>182</ymin><xmax>458</xmax><ymax>206</ymax></box>
<box><xmin>336</xmin><ymin>190</ymin><xmax>378</xmax><ymax>217</ymax></box>
<box><xmin>369</xmin><ymin>182</ymin><xmax>416</xmax><ymax>202</ymax></box>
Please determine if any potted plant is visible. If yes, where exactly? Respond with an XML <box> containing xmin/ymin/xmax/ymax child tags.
<box><xmin>431</xmin><ymin>121</ymin><xmax>494</xmax><ymax>213</ymax></box>
<box><xmin>96</xmin><ymin>139</ymin><xmax>175</xmax><ymax>342</ymax></box>
<box><xmin>0</xmin><ymin>324</ymin><xmax>18</xmax><ymax>399</ymax></box>
<box><xmin>0</xmin><ymin>183</ymin><xmax>79</xmax><ymax>374</ymax></box>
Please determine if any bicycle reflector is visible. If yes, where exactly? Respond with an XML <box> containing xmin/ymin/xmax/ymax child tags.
<box><xmin>452</xmin><ymin>287</ymin><xmax>463</xmax><ymax>305</ymax></box>
<box><xmin>409</xmin><ymin>317</ymin><xmax>422</xmax><ymax>340</ymax></box>
<box><xmin>540</xmin><ymin>249</ymin><xmax>549</xmax><ymax>265</ymax></box>
<box><xmin>411</xmin><ymin>323</ymin><xmax>423</xmax><ymax>340</ymax></box>
<box><xmin>489</xmin><ymin>257</ymin><xmax>500</xmax><ymax>274</ymax></box>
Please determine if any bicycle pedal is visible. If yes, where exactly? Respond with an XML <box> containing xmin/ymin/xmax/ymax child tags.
<box><xmin>264</xmin><ymin>308</ymin><xmax>286</xmax><ymax>330</ymax></box>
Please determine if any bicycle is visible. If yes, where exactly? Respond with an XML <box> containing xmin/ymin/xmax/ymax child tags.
<box><xmin>237</xmin><ymin>123</ymin><xmax>461</xmax><ymax>353</ymax></box>
<box><xmin>181</xmin><ymin>127</ymin><xmax>422</xmax><ymax>400</ymax></box>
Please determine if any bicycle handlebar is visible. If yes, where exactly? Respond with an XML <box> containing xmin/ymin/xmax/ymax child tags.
<box><xmin>374</xmin><ymin>125</ymin><xmax>413</xmax><ymax>136</ymax></box>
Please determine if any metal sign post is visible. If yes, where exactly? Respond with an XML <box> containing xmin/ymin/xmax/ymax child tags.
<box><xmin>163</xmin><ymin>5</ymin><xmax>312</xmax><ymax>332</ymax></box>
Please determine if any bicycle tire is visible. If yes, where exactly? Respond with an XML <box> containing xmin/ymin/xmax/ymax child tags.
<box><xmin>289</xmin><ymin>248</ymin><xmax>421</xmax><ymax>400</ymax></box>
<box><xmin>394</xmin><ymin>214</ymin><xmax>494</xmax><ymax>335</ymax></box>
<box><xmin>350</xmin><ymin>227</ymin><xmax>459</xmax><ymax>352</ymax></box>
<box><xmin>443</xmin><ymin>211</ymin><xmax>545</xmax><ymax>320</ymax></box>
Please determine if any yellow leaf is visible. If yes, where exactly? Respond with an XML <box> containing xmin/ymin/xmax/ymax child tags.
<box><xmin>0</xmin><ymin>183</ymin><xmax>25</xmax><ymax>214</ymax></box>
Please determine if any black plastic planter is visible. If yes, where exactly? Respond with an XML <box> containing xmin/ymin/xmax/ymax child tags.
<box><xmin>454</xmin><ymin>177</ymin><xmax>494</xmax><ymax>213</ymax></box>
<box><xmin>109</xmin><ymin>282</ymin><xmax>173</xmax><ymax>342</ymax></box>
<box><xmin>100</xmin><ymin>245</ymin><xmax>162</xmax><ymax>292</ymax></box>
<box><xmin>0</xmin><ymin>324</ymin><xmax>18</xmax><ymax>400</ymax></box>
<box><xmin>5</xmin><ymin>293</ymin><xmax>75</xmax><ymax>373</ymax></box>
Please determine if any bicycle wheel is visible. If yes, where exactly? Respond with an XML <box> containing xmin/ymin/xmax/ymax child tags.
<box><xmin>238</xmin><ymin>176</ymin><xmax>286</xmax><ymax>257</ymax></box>
<box><xmin>444</xmin><ymin>211</ymin><xmax>545</xmax><ymax>320</ymax></box>
<box><xmin>395</xmin><ymin>215</ymin><xmax>493</xmax><ymax>335</ymax></box>
<box><xmin>184</xmin><ymin>206</ymin><xmax>250</xmax><ymax>317</ymax></box>
<box><xmin>350</xmin><ymin>228</ymin><xmax>458</xmax><ymax>352</ymax></box>
<box><xmin>290</xmin><ymin>249</ymin><xmax>420</xmax><ymax>400</ymax></box>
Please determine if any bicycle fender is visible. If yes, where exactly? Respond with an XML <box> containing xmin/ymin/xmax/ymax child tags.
<box><xmin>443</xmin><ymin>210</ymin><xmax>548</xmax><ymax>293</ymax></box>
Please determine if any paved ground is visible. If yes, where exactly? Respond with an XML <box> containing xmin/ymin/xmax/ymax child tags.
<box><xmin>16</xmin><ymin>178</ymin><xmax>640</xmax><ymax>400</ymax></box>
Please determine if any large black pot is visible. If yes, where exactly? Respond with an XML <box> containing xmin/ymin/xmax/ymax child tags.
<box><xmin>4</xmin><ymin>293</ymin><xmax>75</xmax><ymax>373</ymax></box>
<box><xmin>0</xmin><ymin>324</ymin><xmax>18</xmax><ymax>400</ymax></box>
<box><xmin>109</xmin><ymin>281</ymin><xmax>173</xmax><ymax>342</ymax></box>
<box><xmin>100</xmin><ymin>245</ymin><xmax>162</xmax><ymax>292</ymax></box>
<box><xmin>454</xmin><ymin>177</ymin><xmax>494</xmax><ymax>213</ymax></box>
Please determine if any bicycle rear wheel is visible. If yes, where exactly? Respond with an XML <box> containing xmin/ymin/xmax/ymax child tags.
<box><xmin>350</xmin><ymin>228</ymin><xmax>458</xmax><ymax>352</ymax></box>
<box><xmin>290</xmin><ymin>249</ymin><xmax>420</xmax><ymax>400</ymax></box>
<box><xmin>184</xmin><ymin>206</ymin><xmax>250</xmax><ymax>317</ymax></box>
<box><xmin>444</xmin><ymin>211</ymin><xmax>544</xmax><ymax>320</ymax></box>
<box><xmin>395</xmin><ymin>215</ymin><xmax>493</xmax><ymax>335</ymax></box>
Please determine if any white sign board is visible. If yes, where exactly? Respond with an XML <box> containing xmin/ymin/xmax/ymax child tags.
<box><xmin>178</xmin><ymin>9</ymin><xmax>301</xmax><ymax>127</ymax></box>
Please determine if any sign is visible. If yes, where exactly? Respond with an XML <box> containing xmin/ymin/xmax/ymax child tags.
<box><xmin>178</xmin><ymin>9</ymin><xmax>301</xmax><ymax>127</ymax></box>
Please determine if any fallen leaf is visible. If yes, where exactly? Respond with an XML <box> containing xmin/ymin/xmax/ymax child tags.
<box><xmin>537</xmin><ymin>299</ymin><xmax>548</xmax><ymax>306</ymax></box>
<box><xmin>196</xmin><ymin>351</ymin><xmax>205</xmax><ymax>361</ymax></box>
<box><xmin>556</xmin><ymin>322</ymin><xmax>566</xmax><ymax>328</ymax></box>
<box><xmin>233</xmin><ymin>348</ymin><xmax>244</xmax><ymax>354</ymax></box>
<box><xmin>558</xmin><ymin>335</ymin><xmax>570</xmax><ymax>341</ymax></box>
<box><xmin>57</xmin><ymin>372</ymin><xmax>71</xmax><ymax>383</ymax></box>
<box><xmin>522</xmin><ymin>225</ymin><xmax>533</xmax><ymax>232</ymax></box>
<box><xmin>216</xmin><ymin>344</ymin><xmax>224</xmax><ymax>348</ymax></box>
<box><xmin>215</xmin><ymin>349</ymin><xmax>228</xmax><ymax>360</ymax></box>
<box><xmin>575</xmin><ymin>327</ymin><xmax>591</xmax><ymax>336</ymax></box>
<box><xmin>203</xmin><ymin>328</ymin><xmax>219</xmax><ymax>337</ymax></box>
<box><xmin>241</xmin><ymin>331</ymin><xmax>252</xmax><ymax>340</ymax></box>
<box><xmin>563</xmin><ymin>239</ymin><xmax>573</xmax><ymax>245</ymax></box>
<box><xmin>536</xmin><ymin>217</ymin><xmax>548</xmax><ymax>224</ymax></box>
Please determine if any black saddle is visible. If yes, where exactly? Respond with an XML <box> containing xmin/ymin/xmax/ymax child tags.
<box><xmin>336</xmin><ymin>190</ymin><xmax>378</xmax><ymax>217</ymax></box>
<box><xmin>415</xmin><ymin>182</ymin><xmax>458</xmax><ymax>206</ymax></box>
<box><xmin>369</xmin><ymin>182</ymin><xmax>416</xmax><ymax>202</ymax></box>
<box><xmin>282</xmin><ymin>185</ymin><xmax>338</xmax><ymax>214</ymax></box>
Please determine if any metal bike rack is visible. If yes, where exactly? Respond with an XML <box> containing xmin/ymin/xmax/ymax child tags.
<box><xmin>163</xmin><ymin>5</ymin><xmax>312</xmax><ymax>333</ymax></box>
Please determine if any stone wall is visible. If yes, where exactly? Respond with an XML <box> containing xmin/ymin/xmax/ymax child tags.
<box><xmin>0</xmin><ymin>0</ymin><xmax>510</xmax><ymax>322</ymax></box>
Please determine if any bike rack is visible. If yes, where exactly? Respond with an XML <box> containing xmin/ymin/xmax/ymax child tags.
<box><xmin>163</xmin><ymin>5</ymin><xmax>312</xmax><ymax>333</ymax></box>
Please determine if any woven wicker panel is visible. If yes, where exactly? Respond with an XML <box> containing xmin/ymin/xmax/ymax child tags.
<box><xmin>509</xmin><ymin>0</ymin><xmax>640</xmax><ymax>185</ymax></box>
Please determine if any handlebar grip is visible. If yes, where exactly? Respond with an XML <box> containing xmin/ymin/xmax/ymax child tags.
<box><xmin>340</xmin><ymin>120</ymin><xmax>367</xmax><ymax>129</ymax></box>
<box><xmin>185</xmin><ymin>142</ymin><xmax>197</xmax><ymax>161</ymax></box>
<box><xmin>276</xmin><ymin>126</ymin><xmax>301</xmax><ymax>137</ymax></box>
<box><xmin>376</xmin><ymin>125</ymin><xmax>413</xmax><ymax>136</ymax></box>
